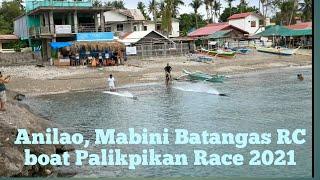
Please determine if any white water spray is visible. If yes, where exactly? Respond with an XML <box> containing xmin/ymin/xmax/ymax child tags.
<box><xmin>173</xmin><ymin>82</ymin><xmax>220</xmax><ymax>95</ymax></box>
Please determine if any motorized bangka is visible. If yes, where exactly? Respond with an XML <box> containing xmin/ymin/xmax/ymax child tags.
<box><xmin>256</xmin><ymin>46</ymin><xmax>300</xmax><ymax>56</ymax></box>
<box><xmin>177</xmin><ymin>69</ymin><xmax>225</xmax><ymax>83</ymax></box>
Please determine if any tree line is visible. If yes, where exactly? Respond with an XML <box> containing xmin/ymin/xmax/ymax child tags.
<box><xmin>0</xmin><ymin>0</ymin><xmax>312</xmax><ymax>35</ymax></box>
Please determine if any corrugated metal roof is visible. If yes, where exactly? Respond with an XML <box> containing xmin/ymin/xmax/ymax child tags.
<box><xmin>287</xmin><ymin>22</ymin><xmax>312</xmax><ymax>30</ymax></box>
<box><xmin>118</xmin><ymin>9</ymin><xmax>145</xmax><ymax>21</ymax></box>
<box><xmin>120</xmin><ymin>30</ymin><xmax>173</xmax><ymax>44</ymax></box>
<box><xmin>206</xmin><ymin>30</ymin><xmax>233</xmax><ymax>39</ymax></box>
<box><xmin>187</xmin><ymin>23</ymin><xmax>229</xmax><ymax>37</ymax></box>
<box><xmin>228</xmin><ymin>12</ymin><xmax>262</xmax><ymax>20</ymax></box>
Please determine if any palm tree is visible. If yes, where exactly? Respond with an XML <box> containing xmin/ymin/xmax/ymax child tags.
<box><xmin>299</xmin><ymin>0</ymin><xmax>312</xmax><ymax>21</ymax></box>
<box><xmin>172</xmin><ymin>0</ymin><xmax>184</xmax><ymax>17</ymax></box>
<box><xmin>148</xmin><ymin>0</ymin><xmax>159</xmax><ymax>24</ymax></box>
<box><xmin>239</xmin><ymin>0</ymin><xmax>246</xmax><ymax>13</ymax></box>
<box><xmin>225</xmin><ymin>0</ymin><xmax>235</xmax><ymax>17</ymax></box>
<box><xmin>189</xmin><ymin>0</ymin><xmax>203</xmax><ymax>28</ymax></box>
<box><xmin>204</xmin><ymin>0</ymin><xmax>211</xmax><ymax>21</ymax></box>
<box><xmin>161</xmin><ymin>0</ymin><xmax>174</xmax><ymax>36</ymax></box>
<box><xmin>137</xmin><ymin>1</ymin><xmax>149</xmax><ymax>20</ymax></box>
<box><xmin>106</xmin><ymin>0</ymin><xmax>126</xmax><ymax>9</ymax></box>
<box><xmin>212</xmin><ymin>0</ymin><xmax>221</xmax><ymax>23</ymax></box>
<box><xmin>208</xmin><ymin>0</ymin><xmax>214</xmax><ymax>23</ymax></box>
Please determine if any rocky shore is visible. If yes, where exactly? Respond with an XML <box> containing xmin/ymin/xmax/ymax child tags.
<box><xmin>0</xmin><ymin>51</ymin><xmax>312</xmax><ymax>177</ymax></box>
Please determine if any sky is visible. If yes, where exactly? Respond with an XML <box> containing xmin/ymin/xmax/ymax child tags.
<box><xmin>111</xmin><ymin>0</ymin><xmax>261</xmax><ymax>18</ymax></box>
<box><xmin>0</xmin><ymin>0</ymin><xmax>263</xmax><ymax>19</ymax></box>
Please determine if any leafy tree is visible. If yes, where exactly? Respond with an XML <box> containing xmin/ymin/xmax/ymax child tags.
<box><xmin>179</xmin><ymin>13</ymin><xmax>207</xmax><ymax>36</ymax></box>
<box><xmin>189</xmin><ymin>0</ymin><xmax>203</xmax><ymax>28</ymax></box>
<box><xmin>272</xmin><ymin>0</ymin><xmax>298</xmax><ymax>25</ymax></box>
<box><xmin>137</xmin><ymin>1</ymin><xmax>149</xmax><ymax>20</ymax></box>
<box><xmin>219</xmin><ymin>4</ymin><xmax>258</xmax><ymax>22</ymax></box>
<box><xmin>0</xmin><ymin>0</ymin><xmax>24</xmax><ymax>34</ymax></box>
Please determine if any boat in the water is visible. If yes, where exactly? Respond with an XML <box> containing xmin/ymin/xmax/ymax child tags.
<box><xmin>177</xmin><ymin>69</ymin><xmax>225</xmax><ymax>83</ymax></box>
<box><xmin>256</xmin><ymin>46</ymin><xmax>300</xmax><ymax>56</ymax></box>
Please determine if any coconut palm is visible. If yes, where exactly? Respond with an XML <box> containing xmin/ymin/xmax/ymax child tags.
<box><xmin>190</xmin><ymin>0</ymin><xmax>203</xmax><ymax>28</ymax></box>
<box><xmin>137</xmin><ymin>1</ymin><xmax>149</xmax><ymax>20</ymax></box>
<box><xmin>148</xmin><ymin>0</ymin><xmax>159</xmax><ymax>24</ymax></box>
<box><xmin>172</xmin><ymin>0</ymin><xmax>184</xmax><ymax>17</ymax></box>
<box><xmin>204</xmin><ymin>0</ymin><xmax>211</xmax><ymax>21</ymax></box>
<box><xmin>212</xmin><ymin>0</ymin><xmax>221</xmax><ymax>22</ymax></box>
<box><xmin>299</xmin><ymin>0</ymin><xmax>312</xmax><ymax>21</ymax></box>
<box><xmin>225</xmin><ymin>0</ymin><xmax>235</xmax><ymax>16</ymax></box>
<box><xmin>161</xmin><ymin>0</ymin><xmax>174</xmax><ymax>36</ymax></box>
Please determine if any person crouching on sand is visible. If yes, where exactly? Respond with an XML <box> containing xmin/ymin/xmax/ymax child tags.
<box><xmin>107</xmin><ymin>74</ymin><xmax>116</xmax><ymax>91</ymax></box>
<box><xmin>297</xmin><ymin>74</ymin><xmax>304</xmax><ymax>81</ymax></box>
<box><xmin>0</xmin><ymin>71</ymin><xmax>11</xmax><ymax>111</ymax></box>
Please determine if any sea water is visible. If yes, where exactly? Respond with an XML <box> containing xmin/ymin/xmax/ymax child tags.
<box><xmin>26</xmin><ymin>67</ymin><xmax>312</xmax><ymax>177</ymax></box>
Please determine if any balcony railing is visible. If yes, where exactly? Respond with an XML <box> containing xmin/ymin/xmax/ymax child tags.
<box><xmin>26</xmin><ymin>0</ymin><xmax>93</xmax><ymax>12</ymax></box>
<box><xmin>29</xmin><ymin>24</ymin><xmax>104</xmax><ymax>37</ymax></box>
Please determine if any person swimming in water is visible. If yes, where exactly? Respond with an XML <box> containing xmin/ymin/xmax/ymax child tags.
<box><xmin>297</xmin><ymin>74</ymin><xmax>304</xmax><ymax>81</ymax></box>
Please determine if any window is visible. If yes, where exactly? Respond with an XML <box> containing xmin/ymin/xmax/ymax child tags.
<box><xmin>156</xmin><ymin>24</ymin><xmax>161</xmax><ymax>31</ymax></box>
<box><xmin>251</xmin><ymin>21</ymin><xmax>256</xmax><ymax>27</ymax></box>
<box><xmin>117</xmin><ymin>24</ymin><xmax>124</xmax><ymax>31</ymax></box>
<box><xmin>143</xmin><ymin>26</ymin><xmax>148</xmax><ymax>31</ymax></box>
<box><xmin>133</xmin><ymin>25</ymin><xmax>137</xmax><ymax>31</ymax></box>
<box><xmin>106</xmin><ymin>26</ymin><xmax>112</xmax><ymax>32</ymax></box>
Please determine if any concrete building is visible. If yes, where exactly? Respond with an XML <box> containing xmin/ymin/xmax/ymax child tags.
<box><xmin>228</xmin><ymin>12</ymin><xmax>264</xmax><ymax>35</ymax></box>
<box><xmin>14</xmin><ymin>0</ymin><xmax>111</xmax><ymax>60</ymax></box>
<box><xmin>104</xmin><ymin>10</ymin><xmax>180</xmax><ymax>38</ymax></box>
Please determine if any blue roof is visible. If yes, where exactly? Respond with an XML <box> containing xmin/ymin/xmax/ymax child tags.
<box><xmin>76</xmin><ymin>32</ymin><xmax>114</xmax><ymax>42</ymax></box>
<box><xmin>50</xmin><ymin>42</ymin><xmax>73</xmax><ymax>49</ymax></box>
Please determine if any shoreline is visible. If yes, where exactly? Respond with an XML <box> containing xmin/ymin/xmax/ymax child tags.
<box><xmin>0</xmin><ymin>52</ymin><xmax>312</xmax><ymax>177</ymax></box>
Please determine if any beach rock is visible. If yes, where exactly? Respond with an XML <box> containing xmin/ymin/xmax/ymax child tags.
<box><xmin>0</xmin><ymin>103</ymin><xmax>72</xmax><ymax>177</ymax></box>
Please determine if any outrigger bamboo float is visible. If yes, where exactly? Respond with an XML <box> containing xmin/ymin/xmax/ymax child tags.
<box><xmin>256</xmin><ymin>46</ymin><xmax>300</xmax><ymax>56</ymax></box>
<box><xmin>177</xmin><ymin>70</ymin><xmax>225</xmax><ymax>83</ymax></box>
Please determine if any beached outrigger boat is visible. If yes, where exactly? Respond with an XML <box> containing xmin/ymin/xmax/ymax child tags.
<box><xmin>215</xmin><ymin>50</ymin><xmax>236</xmax><ymax>57</ymax></box>
<box><xmin>186</xmin><ymin>53</ymin><xmax>214</xmax><ymax>62</ymax></box>
<box><xmin>231</xmin><ymin>47</ymin><xmax>250</xmax><ymax>54</ymax></box>
<box><xmin>177</xmin><ymin>70</ymin><xmax>225</xmax><ymax>83</ymax></box>
<box><xmin>256</xmin><ymin>46</ymin><xmax>300</xmax><ymax>56</ymax></box>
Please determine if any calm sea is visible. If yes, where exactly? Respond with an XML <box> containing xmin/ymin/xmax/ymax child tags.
<box><xmin>26</xmin><ymin>67</ymin><xmax>312</xmax><ymax>177</ymax></box>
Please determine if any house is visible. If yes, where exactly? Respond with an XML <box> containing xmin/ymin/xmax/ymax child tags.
<box><xmin>14</xmin><ymin>0</ymin><xmax>111</xmax><ymax>60</ymax></box>
<box><xmin>0</xmin><ymin>35</ymin><xmax>19</xmax><ymax>53</ymax></box>
<box><xmin>287</xmin><ymin>22</ymin><xmax>312</xmax><ymax>30</ymax></box>
<box><xmin>104</xmin><ymin>9</ymin><xmax>146</xmax><ymax>35</ymax></box>
<box><xmin>187</xmin><ymin>22</ymin><xmax>248</xmax><ymax>38</ymax></box>
<box><xmin>145</xmin><ymin>18</ymin><xmax>180</xmax><ymax>38</ymax></box>
<box><xmin>228</xmin><ymin>12</ymin><xmax>264</xmax><ymax>35</ymax></box>
<box><xmin>104</xmin><ymin>10</ymin><xmax>180</xmax><ymax>38</ymax></box>
<box><xmin>120</xmin><ymin>30</ymin><xmax>174</xmax><ymax>46</ymax></box>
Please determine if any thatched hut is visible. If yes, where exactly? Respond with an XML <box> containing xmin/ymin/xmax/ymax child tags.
<box><xmin>73</xmin><ymin>41</ymin><xmax>125</xmax><ymax>52</ymax></box>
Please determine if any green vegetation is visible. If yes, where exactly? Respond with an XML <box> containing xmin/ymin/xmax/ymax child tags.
<box><xmin>0</xmin><ymin>0</ymin><xmax>24</xmax><ymax>34</ymax></box>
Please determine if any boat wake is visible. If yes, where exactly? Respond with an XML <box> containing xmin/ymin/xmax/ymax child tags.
<box><xmin>103</xmin><ymin>91</ymin><xmax>137</xmax><ymax>99</ymax></box>
<box><xmin>173</xmin><ymin>82</ymin><xmax>222</xmax><ymax>95</ymax></box>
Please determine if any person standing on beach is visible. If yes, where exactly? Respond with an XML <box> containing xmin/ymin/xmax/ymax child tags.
<box><xmin>107</xmin><ymin>74</ymin><xmax>116</xmax><ymax>91</ymax></box>
<box><xmin>0</xmin><ymin>71</ymin><xmax>11</xmax><ymax>111</ymax></box>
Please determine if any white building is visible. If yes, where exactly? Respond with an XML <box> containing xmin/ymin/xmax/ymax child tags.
<box><xmin>228</xmin><ymin>12</ymin><xmax>264</xmax><ymax>35</ymax></box>
<box><xmin>104</xmin><ymin>9</ymin><xmax>180</xmax><ymax>38</ymax></box>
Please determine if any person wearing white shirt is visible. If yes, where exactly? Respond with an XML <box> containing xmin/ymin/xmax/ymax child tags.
<box><xmin>107</xmin><ymin>74</ymin><xmax>116</xmax><ymax>91</ymax></box>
